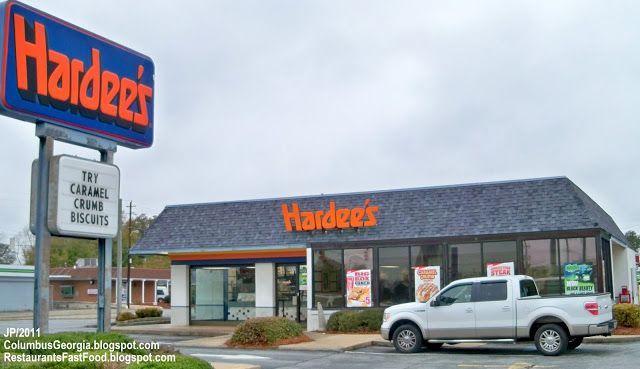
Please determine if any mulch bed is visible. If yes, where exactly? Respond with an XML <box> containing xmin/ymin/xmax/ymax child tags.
<box><xmin>225</xmin><ymin>334</ymin><xmax>312</xmax><ymax>348</ymax></box>
<box><xmin>325</xmin><ymin>330</ymin><xmax>379</xmax><ymax>334</ymax></box>
<box><xmin>613</xmin><ymin>326</ymin><xmax>640</xmax><ymax>335</ymax></box>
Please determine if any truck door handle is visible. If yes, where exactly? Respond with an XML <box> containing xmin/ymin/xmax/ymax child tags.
<box><xmin>502</xmin><ymin>306</ymin><xmax>511</xmax><ymax>311</ymax></box>
<box><xmin>465</xmin><ymin>308</ymin><xmax>473</xmax><ymax>313</ymax></box>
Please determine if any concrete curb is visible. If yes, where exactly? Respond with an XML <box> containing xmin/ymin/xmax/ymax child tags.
<box><xmin>584</xmin><ymin>335</ymin><xmax>640</xmax><ymax>343</ymax></box>
<box><xmin>276</xmin><ymin>335</ymin><xmax>640</xmax><ymax>352</ymax></box>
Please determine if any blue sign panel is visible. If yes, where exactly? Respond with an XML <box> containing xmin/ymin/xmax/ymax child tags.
<box><xmin>0</xmin><ymin>1</ymin><xmax>154</xmax><ymax>148</ymax></box>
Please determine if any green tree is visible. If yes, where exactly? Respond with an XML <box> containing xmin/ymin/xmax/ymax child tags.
<box><xmin>15</xmin><ymin>212</ymin><xmax>169</xmax><ymax>268</ymax></box>
<box><xmin>120</xmin><ymin>213</ymin><xmax>169</xmax><ymax>269</ymax></box>
<box><xmin>625</xmin><ymin>230</ymin><xmax>640</xmax><ymax>251</ymax></box>
<box><xmin>0</xmin><ymin>241</ymin><xmax>17</xmax><ymax>264</ymax></box>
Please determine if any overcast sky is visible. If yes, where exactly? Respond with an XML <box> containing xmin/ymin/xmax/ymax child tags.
<box><xmin>1</xmin><ymin>1</ymin><xmax>639</xmax><ymax>241</ymax></box>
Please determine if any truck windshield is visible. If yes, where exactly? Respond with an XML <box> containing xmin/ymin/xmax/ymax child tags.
<box><xmin>520</xmin><ymin>279</ymin><xmax>539</xmax><ymax>297</ymax></box>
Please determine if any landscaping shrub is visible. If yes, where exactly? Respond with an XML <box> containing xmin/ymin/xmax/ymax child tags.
<box><xmin>614</xmin><ymin>304</ymin><xmax>640</xmax><ymax>328</ymax></box>
<box><xmin>117</xmin><ymin>311</ymin><xmax>137</xmax><ymax>321</ymax></box>
<box><xmin>228</xmin><ymin>317</ymin><xmax>304</xmax><ymax>346</ymax></box>
<box><xmin>326</xmin><ymin>309</ymin><xmax>384</xmax><ymax>332</ymax></box>
<box><xmin>135</xmin><ymin>307</ymin><xmax>163</xmax><ymax>319</ymax></box>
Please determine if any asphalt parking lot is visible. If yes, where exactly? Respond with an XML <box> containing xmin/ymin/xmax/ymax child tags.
<box><xmin>177</xmin><ymin>341</ymin><xmax>640</xmax><ymax>369</ymax></box>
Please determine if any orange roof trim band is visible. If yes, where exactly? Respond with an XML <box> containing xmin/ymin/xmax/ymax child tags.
<box><xmin>170</xmin><ymin>248</ymin><xmax>306</xmax><ymax>261</ymax></box>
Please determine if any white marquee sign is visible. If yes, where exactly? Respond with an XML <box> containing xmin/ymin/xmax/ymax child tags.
<box><xmin>47</xmin><ymin>155</ymin><xmax>120</xmax><ymax>238</ymax></box>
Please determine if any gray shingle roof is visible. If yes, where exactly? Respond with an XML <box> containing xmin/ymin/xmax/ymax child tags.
<box><xmin>132</xmin><ymin>176</ymin><xmax>626</xmax><ymax>254</ymax></box>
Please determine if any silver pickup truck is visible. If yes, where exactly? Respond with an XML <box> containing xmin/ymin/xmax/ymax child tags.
<box><xmin>381</xmin><ymin>275</ymin><xmax>616</xmax><ymax>355</ymax></box>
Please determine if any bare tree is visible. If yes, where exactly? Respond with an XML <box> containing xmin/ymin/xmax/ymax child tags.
<box><xmin>12</xmin><ymin>226</ymin><xmax>35</xmax><ymax>265</ymax></box>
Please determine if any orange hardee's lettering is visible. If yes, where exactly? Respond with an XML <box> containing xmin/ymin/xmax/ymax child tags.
<box><xmin>282</xmin><ymin>199</ymin><xmax>379</xmax><ymax>232</ymax></box>
<box><xmin>12</xmin><ymin>13</ymin><xmax>153</xmax><ymax>130</ymax></box>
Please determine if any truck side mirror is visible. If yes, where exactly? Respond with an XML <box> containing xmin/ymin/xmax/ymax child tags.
<box><xmin>430</xmin><ymin>299</ymin><xmax>439</xmax><ymax>307</ymax></box>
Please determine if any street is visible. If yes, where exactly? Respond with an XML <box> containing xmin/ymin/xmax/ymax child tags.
<box><xmin>0</xmin><ymin>319</ymin><xmax>94</xmax><ymax>333</ymax></box>
<box><xmin>1</xmin><ymin>318</ymin><xmax>638</xmax><ymax>368</ymax></box>
<box><xmin>176</xmin><ymin>342</ymin><xmax>640</xmax><ymax>369</ymax></box>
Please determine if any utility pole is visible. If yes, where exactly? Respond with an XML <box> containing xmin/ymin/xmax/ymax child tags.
<box><xmin>126</xmin><ymin>201</ymin><xmax>135</xmax><ymax>309</ymax></box>
<box><xmin>116</xmin><ymin>199</ymin><xmax>123</xmax><ymax>316</ymax></box>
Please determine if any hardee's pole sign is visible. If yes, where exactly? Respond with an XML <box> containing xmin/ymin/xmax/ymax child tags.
<box><xmin>0</xmin><ymin>1</ymin><xmax>154</xmax><ymax>148</ymax></box>
<box><xmin>282</xmin><ymin>199</ymin><xmax>379</xmax><ymax>232</ymax></box>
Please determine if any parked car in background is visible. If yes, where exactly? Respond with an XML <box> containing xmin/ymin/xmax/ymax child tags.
<box><xmin>381</xmin><ymin>275</ymin><xmax>615</xmax><ymax>356</ymax></box>
<box><xmin>156</xmin><ymin>286</ymin><xmax>169</xmax><ymax>304</ymax></box>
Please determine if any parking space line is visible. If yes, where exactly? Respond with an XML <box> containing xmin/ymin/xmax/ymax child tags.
<box><xmin>457</xmin><ymin>364</ymin><xmax>557</xmax><ymax>369</ymax></box>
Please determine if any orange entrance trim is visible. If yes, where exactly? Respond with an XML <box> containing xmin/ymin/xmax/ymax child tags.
<box><xmin>169</xmin><ymin>248</ymin><xmax>306</xmax><ymax>261</ymax></box>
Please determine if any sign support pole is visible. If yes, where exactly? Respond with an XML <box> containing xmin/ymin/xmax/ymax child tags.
<box><xmin>116</xmin><ymin>199</ymin><xmax>123</xmax><ymax>317</ymax></box>
<box><xmin>97</xmin><ymin>150</ymin><xmax>114</xmax><ymax>332</ymax></box>
<box><xmin>33</xmin><ymin>132</ymin><xmax>53</xmax><ymax>333</ymax></box>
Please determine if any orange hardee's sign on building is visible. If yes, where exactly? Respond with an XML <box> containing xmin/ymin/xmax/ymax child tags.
<box><xmin>282</xmin><ymin>199</ymin><xmax>379</xmax><ymax>232</ymax></box>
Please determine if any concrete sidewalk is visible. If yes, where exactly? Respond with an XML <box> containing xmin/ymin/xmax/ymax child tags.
<box><xmin>173</xmin><ymin>332</ymin><xmax>385</xmax><ymax>352</ymax></box>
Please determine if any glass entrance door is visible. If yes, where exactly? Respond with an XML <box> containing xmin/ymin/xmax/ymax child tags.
<box><xmin>190</xmin><ymin>268</ymin><xmax>226</xmax><ymax>321</ymax></box>
<box><xmin>276</xmin><ymin>264</ymin><xmax>307</xmax><ymax>322</ymax></box>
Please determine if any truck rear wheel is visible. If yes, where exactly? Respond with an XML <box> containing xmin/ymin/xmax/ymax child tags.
<box><xmin>392</xmin><ymin>324</ymin><xmax>423</xmax><ymax>353</ymax></box>
<box><xmin>534</xmin><ymin>324</ymin><xmax>568</xmax><ymax>356</ymax></box>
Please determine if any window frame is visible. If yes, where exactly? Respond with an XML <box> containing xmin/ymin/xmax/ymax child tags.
<box><xmin>519</xmin><ymin>278</ymin><xmax>539</xmax><ymax>298</ymax></box>
<box><xmin>473</xmin><ymin>280</ymin><xmax>508</xmax><ymax>302</ymax></box>
<box><xmin>435</xmin><ymin>282</ymin><xmax>474</xmax><ymax>306</ymax></box>
<box><xmin>60</xmin><ymin>285</ymin><xmax>74</xmax><ymax>298</ymax></box>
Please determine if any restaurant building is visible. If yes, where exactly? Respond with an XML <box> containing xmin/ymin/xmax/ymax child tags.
<box><xmin>131</xmin><ymin>177</ymin><xmax>638</xmax><ymax>330</ymax></box>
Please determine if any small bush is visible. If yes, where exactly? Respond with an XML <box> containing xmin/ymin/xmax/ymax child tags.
<box><xmin>326</xmin><ymin>309</ymin><xmax>384</xmax><ymax>333</ymax></box>
<box><xmin>129</xmin><ymin>353</ymin><xmax>211</xmax><ymax>369</ymax></box>
<box><xmin>117</xmin><ymin>311</ymin><xmax>137</xmax><ymax>321</ymax></box>
<box><xmin>614</xmin><ymin>304</ymin><xmax>640</xmax><ymax>328</ymax></box>
<box><xmin>135</xmin><ymin>307</ymin><xmax>163</xmax><ymax>319</ymax></box>
<box><xmin>228</xmin><ymin>317</ymin><xmax>304</xmax><ymax>346</ymax></box>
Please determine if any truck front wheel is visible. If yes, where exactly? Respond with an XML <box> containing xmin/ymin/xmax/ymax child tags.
<box><xmin>392</xmin><ymin>324</ymin><xmax>423</xmax><ymax>353</ymax></box>
<box><xmin>534</xmin><ymin>324</ymin><xmax>568</xmax><ymax>356</ymax></box>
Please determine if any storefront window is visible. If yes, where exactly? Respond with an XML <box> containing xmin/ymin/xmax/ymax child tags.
<box><xmin>344</xmin><ymin>248</ymin><xmax>373</xmax><ymax>271</ymax></box>
<box><xmin>448</xmin><ymin>243</ymin><xmax>482</xmax><ymax>281</ymax></box>
<box><xmin>344</xmin><ymin>248</ymin><xmax>373</xmax><ymax>307</ymax></box>
<box><xmin>378</xmin><ymin>247</ymin><xmax>410</xmax><ymax>306</ymax></box>
<box><xmin>411</xmin><ymin>244</ymin><xmax>444</xmax><ymax>292</ymax></box>
<box><xmin>227</xmin><ymin>267</ymin><xmax>256</xmax><ymax>319</ymax></box>
<box><xmin>523</xmin><ymin>239</ymin><xmax>561</xmax><ymax>295</ymax></box>
<box><xmin>482</xmin><ymin>241</ymin><xmax>517</xmax><ymax>270</ymax></box>
<box><xmin>313</xmin><ymin>249</ymin><xmax>344</xmax><ymax>308</ymax></box>
<box><xmin>411</xmin><ymin>245</ymin><xmax>443</xmax><ymax>268</ymax></box>
<box><xmin>559</xmin><ymin>237</ymin><xmax>600</xmax><ymax>294</ymax></box>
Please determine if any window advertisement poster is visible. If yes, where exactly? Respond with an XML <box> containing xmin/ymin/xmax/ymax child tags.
<box><xmin>414</xmin><ymin>266</ymin><xmax>440</xmax><ymax>302</ymax></box>
<box><xmin>299</xmin><ymin>265</ymin><xmax>308</xmax><ymax>291</ymax></box>
<box><xmin>486</xmin><ymin>262</ymin><xmax>515</xmax><ymax>277</ymax></box>
<box><xmin>346</xmin><ymin>269</ymin><xmax>372</xmax><ymax>307</ymax></box>
<box><xmin>563</xmin><ymin>263</ymin><xmax>595</xmax><ymax>295</ymax></box>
